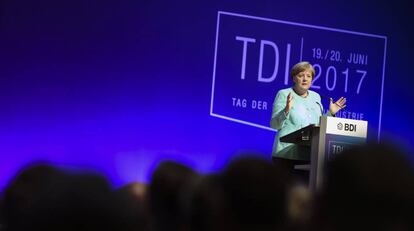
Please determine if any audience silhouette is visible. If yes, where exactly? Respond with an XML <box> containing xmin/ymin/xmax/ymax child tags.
<box><xmin>0</xmin><ymin>143</ymin><xmax>412</xmax><ymax>231</ymax></box>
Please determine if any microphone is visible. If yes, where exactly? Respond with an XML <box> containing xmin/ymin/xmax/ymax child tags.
<box><xmin>315</xmin><ymin>101</ymin><xmax>324</xmax><ymax>115</ymax></box>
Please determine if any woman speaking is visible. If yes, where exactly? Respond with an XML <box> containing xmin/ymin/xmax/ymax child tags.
<box><xmin>270</xmin><ymin>61</ymin><xmax>346</xmax><ymax>177</ymax></box>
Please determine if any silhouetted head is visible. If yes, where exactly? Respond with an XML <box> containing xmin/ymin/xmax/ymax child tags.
<box><xmin>1</xmin><ymin>163</ymin><xmax>113</xmax><ymax>231</ymax></box>
<box><xmin>319</xmin><ymin>143</ymin><xmax>414</xmax><ymax>231</ymax></box>
<box><xmin>149</xmin><ymin>161</ymin><xmax>199</xmax><ymax>231</ymax></box>
<box><xmin>188</xmin><ymin>174</ymin><xmax>227</xmax><ymax>231</ymax></box>
<box><xmin>219</xmin><ymin>156</ymin><xmax>291</xmax><ymax>231</ymax></box>
<box><xmin>109</xmin><ymin>182</ymin><xmax>149</xmax><ymax>231</ymax></box>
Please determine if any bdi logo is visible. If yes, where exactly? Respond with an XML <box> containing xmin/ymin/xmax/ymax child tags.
<box><xmin>337</xmin><ymin>122</ymin><xmax>357</xmax><ymax>132</ymax></box>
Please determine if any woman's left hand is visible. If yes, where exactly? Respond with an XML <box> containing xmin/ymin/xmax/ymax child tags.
<box><xmin>329</xmin><ymin>97</ymin><xmax>346</xmax><ymax>115</ymax></box>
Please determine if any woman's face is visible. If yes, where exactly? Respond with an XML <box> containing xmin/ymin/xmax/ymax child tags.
<box><xmin>293</xmin><ymin>69</ymin><xmax>313</xmax><ymax>91</ymax></box>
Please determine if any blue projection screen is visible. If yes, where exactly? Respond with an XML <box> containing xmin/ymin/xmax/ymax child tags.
<box><xmin>1</xmin><ymin>0</ymin><xmax>413</xmax><ymax>191</ymax></box>
<box><xmin>211</xmin><ymin>11</ymin><xmax>386</xmax><ymax>141</ymax></box>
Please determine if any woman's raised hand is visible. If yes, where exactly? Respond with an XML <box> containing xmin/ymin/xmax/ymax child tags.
<box><xmin>329</xmin><ymin>97</ymin><xmax>346</xmax><ymax>115</ymax></box>
<box><xmin>285</xmin><ymin>92</ymin><xmax>293</xmax><ymax>114</ymax></box>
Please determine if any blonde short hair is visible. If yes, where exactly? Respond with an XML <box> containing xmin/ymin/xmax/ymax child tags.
<box><xmin>290</xmin><ymin>61</ymin><xmax>315</xmax><ymax>79</ymax></box>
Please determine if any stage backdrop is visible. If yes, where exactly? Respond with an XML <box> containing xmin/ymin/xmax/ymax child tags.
<box><xmin>1</xmin><ymin>0</ymin><xmax>413</xmax><ymax>190</ymax></box>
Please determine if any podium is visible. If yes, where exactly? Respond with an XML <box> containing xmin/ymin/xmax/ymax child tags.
<box><xmin>280</xmin><ymin>116</ymin><xmax>368</xmax><ymax>191</ymax></box>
